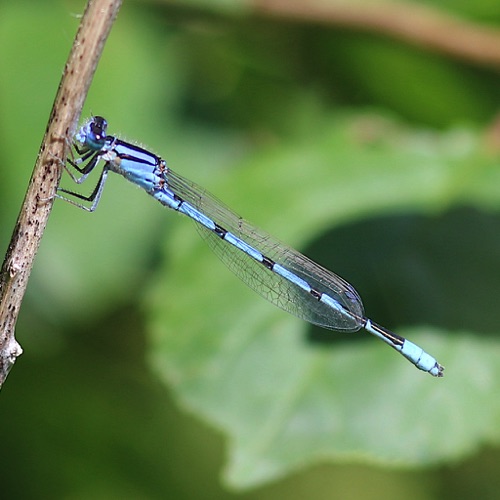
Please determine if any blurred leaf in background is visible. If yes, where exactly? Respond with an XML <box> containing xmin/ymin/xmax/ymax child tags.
<box><xmin>1</xmin><ymin>0</ymin><xmax>500</xmax><ymax>499</ymax></box>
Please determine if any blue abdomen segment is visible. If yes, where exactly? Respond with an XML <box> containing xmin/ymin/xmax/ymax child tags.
<box><xmin>399</xmin><ymin>340</ymin><xmax>442</xmax><ymax>376</ymax></box>
<box><xmin>364</xmin><ymin>319</ymin><xmax>442</xmax><ymax>376</ymax></box>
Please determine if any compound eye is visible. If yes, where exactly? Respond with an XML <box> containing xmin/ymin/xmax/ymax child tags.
<box><xmin>90</xmin><ymin>116</ymin><xmax>108</xmax><ymax>142</ymax></box>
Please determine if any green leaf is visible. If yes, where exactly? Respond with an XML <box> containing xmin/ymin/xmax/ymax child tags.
<box><xmin>147</xmin><ymin>114</ymin><xmax>500</xmax><ymax>488</ymax></box>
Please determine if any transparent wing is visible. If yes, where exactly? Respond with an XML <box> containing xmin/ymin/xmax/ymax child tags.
<box><xmin>166</xmin><ymin>168</ymin><xmax>365</xmax><ymax>332</ymax></box>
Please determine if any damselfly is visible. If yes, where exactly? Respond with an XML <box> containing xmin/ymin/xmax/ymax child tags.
<box><xmin>57</xmin><ymin>116</ymin><xmax>444</xmax><ymax>377</ymax></box>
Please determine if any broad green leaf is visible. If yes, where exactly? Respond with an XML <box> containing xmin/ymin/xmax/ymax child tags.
<box><xmin>148</xmin><ymin>114</ymin><xmax>500</xmax><ymax>488</ymax></box>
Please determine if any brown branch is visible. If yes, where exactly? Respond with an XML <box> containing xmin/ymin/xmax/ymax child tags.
<box><xmin>253</xmin><ymin>0</ymin><xmax>500</xmax><ymax>68</ymax></box>
<box><xmin>0</xmin><ymin>0</ymin><xmax>122</xmax><ymax>388</ymax></box>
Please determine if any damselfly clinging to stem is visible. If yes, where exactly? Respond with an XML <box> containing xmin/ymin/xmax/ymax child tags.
<box><xmin>57</xmin><ymin>116</ymin><xmax>444</xmax><ymax>377</ymax></box>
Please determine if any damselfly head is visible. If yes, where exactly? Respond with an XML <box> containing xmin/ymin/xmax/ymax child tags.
<box><xmin>76</xmin><ymin>116</ymin><xmax>108</xmax><ymax>151</ymax></box>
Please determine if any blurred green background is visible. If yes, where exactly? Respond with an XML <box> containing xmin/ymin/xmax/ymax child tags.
<box><xmin>1</xmin><ymin>0</ymin><xmax>500</xmax><ymax>498</ymax></box>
